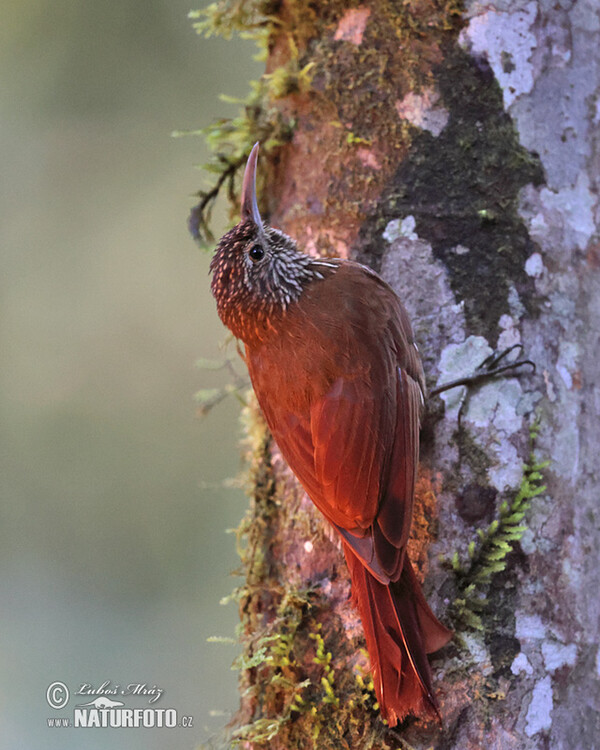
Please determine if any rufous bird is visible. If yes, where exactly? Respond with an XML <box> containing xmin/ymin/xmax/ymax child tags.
<box><xmin>209</xmin><ymin>143</ymin><xmax>452</xmax><ymax>725</ymax></box>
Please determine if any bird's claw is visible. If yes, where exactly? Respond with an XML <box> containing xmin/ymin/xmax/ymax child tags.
<box><xmin>430</xmin><ymin>344</ymin><xmax>535</xmax><ymax>397</ymax></box>
<box><xmin>475</xmin><ymin>343</ymin><xmax>535</xmax><ymax>377</ymax></box>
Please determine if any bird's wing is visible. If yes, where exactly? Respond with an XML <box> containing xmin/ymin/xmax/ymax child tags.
<box><xmin>250</xmin><ymin>262</ymin><xmax>423</xmax><ymax>583</ymax></box>
<box><xmin>255</xmin><ymin>369</ymin><xmax>390</xmax><ymax>534</ymax></box>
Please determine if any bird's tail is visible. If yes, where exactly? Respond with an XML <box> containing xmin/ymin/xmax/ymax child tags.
<box><xmin>344</xmin><ymin>546</ymin><xmax>452</xmax><ymax>726</ymax></box>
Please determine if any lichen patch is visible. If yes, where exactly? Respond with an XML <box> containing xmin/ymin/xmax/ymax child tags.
<box><xmin>395</xmin><ymin>88</ymin><xmax>449</xmax><ymax>136</ymax></box>
<box><xmin>333</xmin><ymin>6</ymin><xmax>371</xmax><ymax>45</ymax></box>
<box><xmin>459</xmin><ymin>2</ymin><xmax>538</xmax><ymax>109</ymax></box>
<box><xmin>525</xmin><ymin>675</ymin><xmax>553</xmax><ymax>737</ymax></box>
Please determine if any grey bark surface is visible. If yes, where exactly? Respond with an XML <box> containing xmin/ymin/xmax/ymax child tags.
<box><xmin>453</xmin><ymin>2</ymin><xmax>600</xmax><ymax>746</ymax></box>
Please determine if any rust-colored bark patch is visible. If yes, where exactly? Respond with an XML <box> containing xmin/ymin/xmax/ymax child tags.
<box><xmin>409</xmin><ymin>468</ymin><xmax>443</xmax><ymax>581</ymax></box>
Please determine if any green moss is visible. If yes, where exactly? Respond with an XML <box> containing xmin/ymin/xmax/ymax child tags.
<box><xmin>264</xmin><ymin>60</ymin><xmax>316</xmax><ymax>99</ymax></box>
<box><xmin>227</xmin><ymin>584</ymin><xmax>390</xmax><ymax>747</ymax></box>
<box><xmin>449</xmin><ymin>419</ymin><xmax>549</xmax><ymax>632</ymax></box>
<box><xmin>188</xmin><ymin>1</ymin><xmax>276</xmax><ymax>41</ymax></box>
<box><xmin>309</xmin><ymin>626</ymin><xmax>339</xmax><ymax>707</ymax></box>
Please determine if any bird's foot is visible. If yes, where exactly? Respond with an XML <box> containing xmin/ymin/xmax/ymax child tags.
<box><xmin>430</xmin><ymin>344</ymin><xmax>535</xmax><ymax>397</ymax></box>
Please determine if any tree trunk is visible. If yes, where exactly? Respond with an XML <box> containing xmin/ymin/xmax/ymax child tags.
<box><xmin>199</xmin><ymin>1</ymin><xmax>600</xmax><ymax>747</ymax></box>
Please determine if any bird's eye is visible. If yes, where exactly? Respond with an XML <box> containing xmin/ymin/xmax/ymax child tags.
<box><xmin>249</xmin><ymin>244</ymin><xmax>265</xmax><ymax>262</ymax></box>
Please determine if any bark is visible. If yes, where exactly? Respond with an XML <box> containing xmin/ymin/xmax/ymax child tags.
<box><xmin>205</xmin><ymin>1</ymin><xmax>600</xmax><ymax>747</ymax></box>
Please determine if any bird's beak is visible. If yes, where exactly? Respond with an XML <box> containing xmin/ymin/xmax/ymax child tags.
<box><xmin>240</xmin><ymin>142</ymin><xmax>263</xmax><ymax>228</ymax></box>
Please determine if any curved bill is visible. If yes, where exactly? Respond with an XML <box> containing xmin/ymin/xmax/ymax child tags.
<box><xmin>240</xmin><ymin>142</ymin><xmax>263</xmax><ymax>227</ymax></box>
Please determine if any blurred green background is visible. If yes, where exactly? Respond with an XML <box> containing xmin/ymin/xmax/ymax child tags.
<box><xmin>0</xmin><ymin>1</ymin><xmax>260</xmax><ymax>748</ymax></box>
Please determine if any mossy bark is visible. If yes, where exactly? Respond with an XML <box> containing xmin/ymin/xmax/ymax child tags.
<box><xmin>200</xmin><ymin>0</ymin><xmax>600</xmax><ymax>748</ymax></box>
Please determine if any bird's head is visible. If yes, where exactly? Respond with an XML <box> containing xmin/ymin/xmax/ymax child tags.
<box><xmin>210</xmin><ymin>143</ymin><xmax>321</xmax><ymax>341</ymax></box>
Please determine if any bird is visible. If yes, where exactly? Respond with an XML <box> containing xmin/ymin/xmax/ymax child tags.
<box><xmin>209</xmin><ymin>142</ymin><xmax>452</xmax><ymax>725</ymax></box>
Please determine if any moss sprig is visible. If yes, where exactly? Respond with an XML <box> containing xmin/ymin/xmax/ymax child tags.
<box><xmin>194</xmin><ymin>354</ymin><xmax>249</xmax><ymax>416</ymax></box>
<box><xmin>177</xmin><ymin>76</ymin><xmax>280</xmax><ymax>244</ymax></box>
<box><xmin>309</xmin><ymin>625</ymin><xmax>339</xmax><ymax>707</ymax></box>
<box><xmin>450</xmin><ymin>420</ymin><xmax>549</xmax><ymax>630</ymax></box>
<box><xmin>188</xmin><ymin>1</ymin><xmax>273</xmax><ymax>41</ymax></box>
<box><xmin>181</xmin><ymin>1</ymin><xmax>306</xmax><ymax>244</ymax></box>
<box><xmin>227</xmin><ymin>593</ymin><xmax>313</xmax><ymax>746</ymax></box>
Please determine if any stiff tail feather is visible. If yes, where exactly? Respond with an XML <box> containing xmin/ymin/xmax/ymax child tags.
<box><xmin>344</xmin><ymin>546</ymin><xmax>452</xmax><ymax>726</ymax></box>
